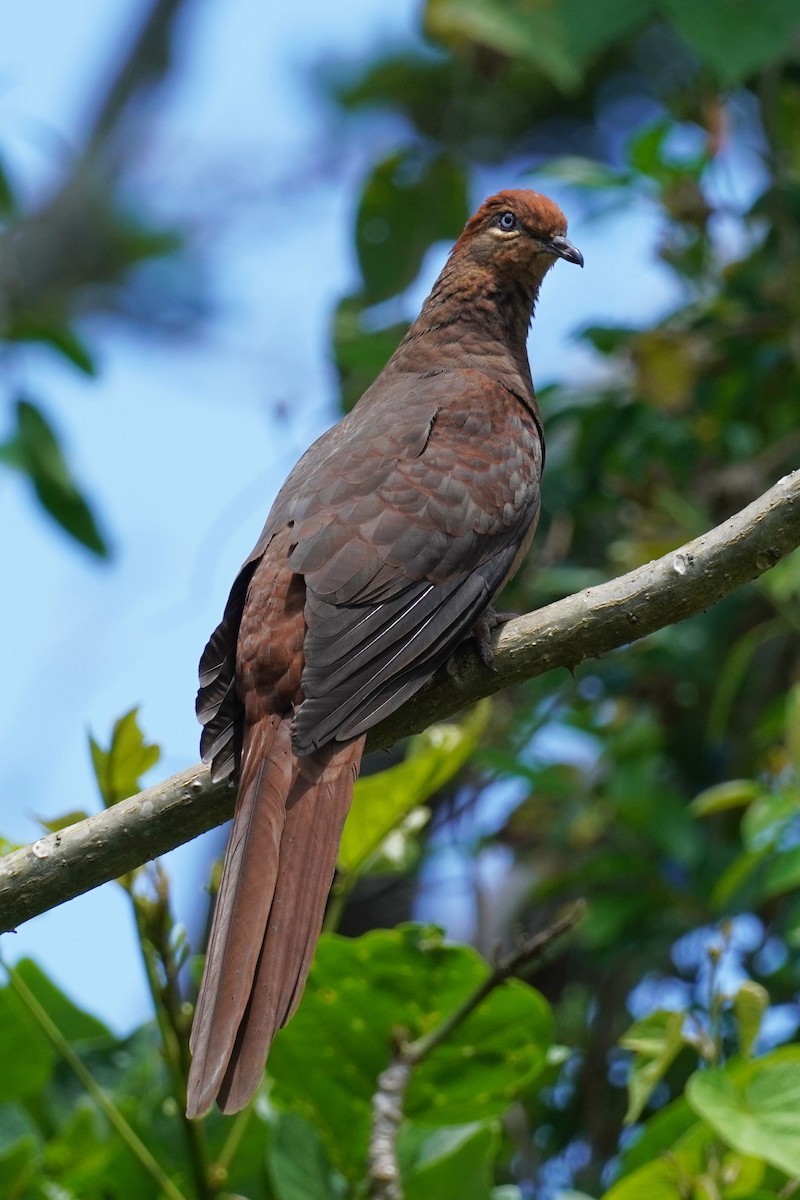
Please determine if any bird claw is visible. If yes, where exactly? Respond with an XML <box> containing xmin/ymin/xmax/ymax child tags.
<box><xmin>472</xmin><ymin>607</ymin><xmax>518</xmax><ymax>671</ymax></box>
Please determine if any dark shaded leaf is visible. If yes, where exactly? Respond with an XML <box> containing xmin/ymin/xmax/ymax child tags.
<box><xmin>5</xmin><ymin>316</ymin><xmax>96</xmax><ymax>375</ymax></box>
<box><xmin>401</xmin><ymin>1121</ymin><xmax>498</xmax><ymax>1200</ymax></box>
<box><xmin>665</xmin><ymin>0</ymin><xmax>800</xmax><ymax>85</ymax></box>
<box><xmin>356</xmin><ymin>150</ymin><xmax>468</xmax><ymax>303</ymax></box>
<box><xmin>267</xmin><ymin>1112</ymin><xmax>345</xmax><ymax>1200</ymax></box>
<box><xmin>332</xmin><ymin>294</ymin><xmax>408</xmax><ymax>412</ymax></box>
<box><xmin>5</xmin><ymin>398</ymin><xmax>109</xmax><ymax>556</ymax></box>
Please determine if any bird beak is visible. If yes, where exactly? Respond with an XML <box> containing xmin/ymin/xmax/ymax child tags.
<box><xmin>550</xmin><ymin>235</ymin><xmax>584</xmax><ymax>268</ymax></box>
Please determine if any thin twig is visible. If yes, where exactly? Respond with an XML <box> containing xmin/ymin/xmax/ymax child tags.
<box><xmin>410</xmin><ymin>902</ymin><xmax>584</xmax><ymax>1066</ymax></box>
<box><xmin>1</xmin><ymin>470</ymin><xmax>800</xmax><ymax>932</ymax></box>
<box><xmin>367</xmin><ymin>903</ymin><xmax>585</xmax><ymax>1199</ymax></box>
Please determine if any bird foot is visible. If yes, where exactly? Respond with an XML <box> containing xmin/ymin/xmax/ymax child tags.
<box><xmin>472</xmin><ymin>607</ymin><xmax>518</xmax><ymax>671</ymax></box>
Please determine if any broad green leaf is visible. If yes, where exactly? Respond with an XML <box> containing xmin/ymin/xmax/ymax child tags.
<box><xmin>5</xmin><ymin>398</ymin><xmax>108</xmax><ymax>556</ymax></box>
<box><xmin>340</xmin><ymin>702</ymin><xmax>490</xmax><ymax>873</ymax></box>
<box><xmin>690</xmin><ymin>780</ymin><xmax>762</xmax><ymax>818</ymax></box>
<box><xmin>13</xmin><ymin>959</ymin><xmax>111</xmax><ymax>1047</ymax></box>
<box><xmin>687</xmin><ymin>1048</ymin><xmax>800</xmax><ymax>1177</ymax></box>
<box><xmin>403</xmin><ymin>1121</ymin><xmax>498</xmax><ymax>1200</ymax></box>
<box><xmin>557</xmin><ymin>0</ymin><xmax>654</xmax><ymax>65</ymax></box>
<box><xmin>664</xmin><ymin>0</ymin><xmax>800</xmax><ymax>86</ymax></box>
<box><xmin>733</xmin><ymin>982</ymin><xmax>768</xmax><ymax>1059</ymax></box>
<box><xmin>267</xmin><ymin>1112</ymin><xmax>344</xmax><ymax>1200</ymax></box>
<box><xmin>616</xmin><ymin>1096</ymin><xmax>695</xmax><ymax>1176</ymax></box>
<box><xmin>620</xmin><ymin>1010</ymin><xmax>688</xmax><ymax>1123</ymax></box>
<box><xmin>89</xmin><ymin>708</ymin><xmax>160</xmax><ymax>807</ymax></box>
<box><xmin>356</xmin><ymin>149</ymin><xmax>468</xmax><ymax>303</ymax></box>
<box><xmin>604</xmin><ymin>1114</ymin><xmax>763</xmax><ymax>1198</ymax></box>
<box><xmin>426</xmin><ymin>0</ymin><xmax>582</xmax><ymax>90</ymax></box>
<box><xmin>269</xmin><ymin>925</ymin><xmax>553</xmax><ymax>1179</ymax></box>
<box><xmin>0</xmin><ymin>972</ymin><xmax>56</xmax><ymax>1100</ymax></box>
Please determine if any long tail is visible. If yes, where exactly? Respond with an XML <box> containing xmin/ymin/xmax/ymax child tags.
<box><xmin>187</xmin><ymin>717</ymin><xmax>364</xmax><ymax>1118</ymax></box>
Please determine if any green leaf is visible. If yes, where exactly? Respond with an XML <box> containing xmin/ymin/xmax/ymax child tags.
<box><xmin>664</xmin><ymin>0</ymin><xmax>800</xmax><ymax>86</ymax></box>
<box><xmin>627</xmin><ymin>120</ymin><xmax>672</xmax><ymax>181</ymax></box>
<box><xmin>710</xmin><ymin>848</ymin><xmax>767</xmax><ymax>909</ymax></box>
<box><xmin>5</xmin><ymin>398</ymin><xmax>109</xmax><ymax>556</ymax></box>
<box><xmin>785</xmin><ymin>683</ymin><xmax>800</xmax><ymax>774</ymax></box>
<box><xmin>580</xmin><ymin>325</ymin><xmax>637</xmax><ymax>355</ymax></box>
<box><xmin>616</xmin><ymin>1096</ymin><xmax>696</xmax><ymax>1176</ymax></box>
<box><xmin>0</xmin><ymin>154</ymin><xmax>17</xmax><ymax>218</ymax></box>
<box><xmin>0</xmin><ymin>1135</ymin><xmax>39</xmax><ymax>1198</ymax></box>
<box><xmin>759</xmin><ymin>845</ymin><xmax>800</xmax><ymax>901</ymax></box>
<box><xmin>741</xmin><ymin>786</ymin><xmax>800</xmax><ymax>851</ymax></box>
<box><xmin>332</xmin><ymin>294</ymin><xmax>408</xmax><ymax>412</ymax></box>
<box><xmin>690</xmin><ymin>780</ymin><xmax>763</xmax><ymax>817</ymax></box>
<box><xmin>620</xmin><ymin>1010</ymin><xmax>688</xmax><ymax>1124</ymax></box>
<box><xmin>733</xmin><ymin>982</ymin><xmax>768</xmax><ymax>1059</ymax></box>
<box><xmin>402</xmin><ymin>1121</ymin><xmax>498</xmax><ymax>1200</ymax></box>
<box><xmin>426</xmin><ymin>0</ymin><xmax>582</xmax><ymax>90</ymax></box>
<box><xmin>36</xmin><ymin>810</ymin><xmax>90</xmax><ymax>835</ymax></box>
<box><xmin>686</xmin><ymin>1048</ymin><xmax>800</xmax><ymax>1177</ymax></box>
<box><xmin>89</xmin><ymin>708</ymin><xmax>160</xmax><ymax>808</ymax></box>
<box><xmin>269</xmin><ymin>925</ymin><xmax>553</xmax><ymax>1179</ymax></box>
<box><xmin>267</xmin><ymin>1112</ymin><xmax>344</xmax><ymax>1200</ymax></box>
<box><xmin>340</xmin><ymin>702</ymin><xmax>490</xmax><ymax>874</ymax></box>
<box><xmin>539</xmin><ymin>155</ymin><xmax>631</xmax><ymax>190</ymax></box>
<box><xmin>356</xmin><ymin>149</ymin><xmax>468</xmax><ymax>303</ymax></box>
<box><xmin>604</xmin><ymin>1113</ymin><xmax>764</xmax><ymax>1198</ymax></box>
<box><xmin>6</xmin><ymin>316</ymin><xmax>97</xmax><ymax>375</ymax></box>
<box><xmin>0</xmin><ymin>972</ymin><xmax>56</xmax><ymax>1101</ymax></box>
<box><xmin>11</xmin><ymin>959</ymin><xmax>111</xmax><ymax>1046</ymax></box>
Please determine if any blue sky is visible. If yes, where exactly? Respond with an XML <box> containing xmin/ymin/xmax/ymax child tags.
<box><xmin>0</xmin><ymin>0</ymin><xmax>682</xmax><ymax>1031</ymax></box>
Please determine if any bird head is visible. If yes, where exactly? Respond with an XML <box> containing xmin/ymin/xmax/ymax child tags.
<box><xmin>453</xmin><ymin>189</ymin><xmax>583</xmax><ymax>281</ymax></box>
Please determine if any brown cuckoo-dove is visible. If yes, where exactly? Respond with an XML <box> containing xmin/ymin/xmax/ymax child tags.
<box><xmin>187</xmin><ymin>188</ymin><xmax>583</xmax><ymax>1117</ymax></box>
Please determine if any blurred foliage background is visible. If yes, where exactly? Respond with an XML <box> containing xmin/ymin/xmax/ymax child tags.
<box><xmin>2</xmin><ymin>0</ymin><xmax>800</xmax><ymax>1197</ymax></box>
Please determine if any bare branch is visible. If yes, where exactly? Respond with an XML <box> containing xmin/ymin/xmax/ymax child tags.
<box><xmin>1</xmin><ymin>469</ymin><xmax>799</xmax><ymax>933</ymax></box>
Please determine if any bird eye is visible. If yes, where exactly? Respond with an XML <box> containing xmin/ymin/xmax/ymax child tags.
<box><xmin>497</xmin><ymin>211</ymin><xmax>518</xmax><ymax>231</ymax></box>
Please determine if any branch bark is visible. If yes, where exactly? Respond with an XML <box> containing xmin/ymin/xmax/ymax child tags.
<box><xmin>1</xmin><ymin>469</ymin><xmax>799</xmax><ymax>933</ymax></box>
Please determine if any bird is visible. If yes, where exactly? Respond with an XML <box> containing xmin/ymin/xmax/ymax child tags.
<box><xmin>186</xmin><ymin>188</ymin><xmax>583</xmax><ymax>1118</ymax></box>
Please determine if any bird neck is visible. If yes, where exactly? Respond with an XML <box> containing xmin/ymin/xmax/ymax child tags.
<box><xmin>389</xmin><ymin>252</ymin><xmax>546</xmax><ymax>398</ymax></box>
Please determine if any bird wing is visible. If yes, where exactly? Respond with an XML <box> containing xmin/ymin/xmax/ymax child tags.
<box><xmin>197</xmin><ymin>368</ymin><xmax>542</xmax><ymax>773</ymax></box>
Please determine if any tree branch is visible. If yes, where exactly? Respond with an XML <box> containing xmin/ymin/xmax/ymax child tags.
<box><xmin>367</xmin><ymin>903</ymin><xmax>585</xmax><ymax>1199</ymax></box>
<box><xmin>0</xmin><ymin>0</ymin><xmax>189</xmax><ymax>330</ymax></box>
<box><xmin>1</xmin><ymin>469</ymin><xmax>799</xmax><ymax>933</ymax></box>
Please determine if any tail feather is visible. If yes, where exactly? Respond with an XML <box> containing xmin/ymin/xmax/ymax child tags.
<box><xmin>187</xmin><ymin>716</ymin><xmax>292</xmax><ymax>1118</ymax></box>
<box><xmin>216</xmin><ymin>736</ymin><xmax>365</xmax><ymax>1113</ymax></box>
